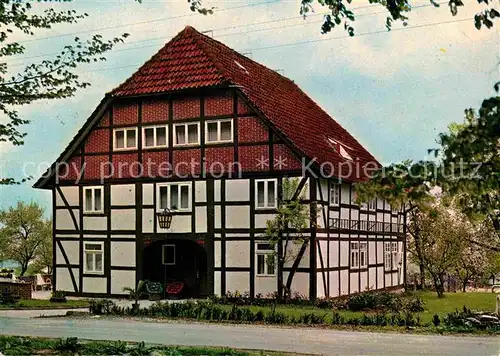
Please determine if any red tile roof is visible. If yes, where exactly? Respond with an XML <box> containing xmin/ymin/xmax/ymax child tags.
<box><xmin>114</xmin><ymin>26</ymin><xmax>379</xmax><ymax>181</ymax></box>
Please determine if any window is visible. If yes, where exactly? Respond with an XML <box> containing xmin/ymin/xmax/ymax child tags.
<box><xmin>256</xmin><ymin>242</ymin><xmax>275</xmax><ymax>276</ymax></box>
<box><xmin>83</xmin><ymin>186</ymin><xmax>103</xmax><ymax>213</ymax></box>
<box><xmin>162</xmin><ymin>244</ymin><xmax>176</xmax><ymax>265</ymax></box>
<box><xmin>205</xmin><ymin>119</ymin><xmax>233</xmax><ymax>144</ymax></box>
<box><xmin>327</xmin><ymin>137</ymin><xmax>353</xmax><ymax>161</ymax></box>
<box><xmin>157</xmin><ymin>183</ymin><xmax>191</xmax><ymax>211</ymax></box>
<box><xmin>330</xmin><ymin>182</ymin><xmax>340</xmax><ymax>206</ymax></box>
<box><xmin>368</xmin><ymin>199</ymin><xmax>377</xmax><ymax>210</ymax></box>
<box><xmin>255</xmin><ymin>179</ymin><xmax>277</xmax><ymax>209</ymax></box>
<box><xmin>143</xmin><ymin>125</ymin><xmax>167</xmax><ymax>149</ymax></box>
<box><xmin>174</xmin><ymin>122</ymin><xmax>199</xmax><ymax>146</ymax></box>
<box><xmin>113</xmin><ymin>127</ymin><xmax>137</xmax><ymax>150</ymax></box>
<box><xmin>350</xmin><ymin>242</ymin><xmax>367</xmax><ymax>269</ymax></box>
<box><xmin>84</xmin><ymin>242</ymin><xmax>104</xmax><ymax>274</ymax></box>
<box><xmin>384</xmin><ymin>242</ymin><xmax>399</xmax><ymax>271</ymax></box>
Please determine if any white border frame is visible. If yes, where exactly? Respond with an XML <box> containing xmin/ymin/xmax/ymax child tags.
<box><xmin>329</xmin><ymin>182</ymin><xmax>340</xmax><ymax>206</ymax></box>
<box><xmin>83</xmin><ymin>186</ymin><xmax>104</xmax><ymax>214</ymax></box>
<box><xmin>142</xmin><ymin>124</ymin><xmax>168</xmax><ymax>149</ymax></box>
<box><xmin>156</xmin><ymin>182</ymin><xmax>192</xmax><ymax>212</ymax></box>
<box><xmin>162</xmin><ymin>244</ymin><xmax>176</xmax><ymax>266</ymax></box>
<box><xmin>113</xmin><ymin>127</ymin><xmax>138</xmax><ymax>151</ymax></box>
<box><xmin>83</xmin><ymin>241</ymin><xmax>104</xmax><ymax>274</ymax></box>
<box><xmin>255</xmin><ymin>178</ymin><xmax>278</xmax><ymax>210</ymax></box>
<box><xmin>173</xmin><ymin>122</ymin><xmax>200</xmax><ymax>147</ymax></box>
<box><xmin>205</xmin><ymin>119</ymin><xmax>233</xmax><ymax>144</ymax></box>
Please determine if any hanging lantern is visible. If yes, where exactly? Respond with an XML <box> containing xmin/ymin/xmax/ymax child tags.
<box><xmin>156</xmin><ymin>208</ymin><xmax>173</xmax><ymax>229</ymax></box>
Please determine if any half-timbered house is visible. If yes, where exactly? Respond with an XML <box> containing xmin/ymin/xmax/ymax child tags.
<box><xmin>34</xmin><ymin>26</ymin><xmax>406</xmax><ymax>299</ymax></box>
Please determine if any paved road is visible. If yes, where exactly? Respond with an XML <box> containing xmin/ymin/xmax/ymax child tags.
<box><xmin>0</xmin><ymin>315</ymin><xmax>499</xmax><ymax>355</ymax></box>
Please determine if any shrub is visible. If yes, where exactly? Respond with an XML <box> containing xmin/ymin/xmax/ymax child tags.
<box><xmin>403</xmin><ymin>296</ymin><xmax>425</xmax><ymax>313</ymax></box>
<box><xmin>49</xmin><ymin>290</ymin><xmax>67</xmax><ymax>303</ymax></box>
<box><xmin>88</xmin><ymin>299</ymin><xmax>115</xmax><ymax>315</ymax></box>
<box><xmin>54</xmin><ymin>337</ymin><xmax>80</xmax><ymax>353</ymax></box>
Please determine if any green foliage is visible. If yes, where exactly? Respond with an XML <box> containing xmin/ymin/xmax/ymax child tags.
<box><xmin>88</xmin><ymin>299</ymin><xmax>115</xmax><ymax>315</ymax></box>
<box><xmin>49</xmin><ymin>290</ymin><xmax>67</xmax><ymax>303</ymax></box>
<box><xmin>0</xmin><ymin>0</ymin><xmax>129</xmax><ymax>184</ymax></box>
<box><xmin>54</xmin><ymin>337</ymin><xmax>81</xmax><ymax>354</ymax></box>
<box><xmin>0</xmin><ymin>202</ymin><xmax>52</xmax><ymax>276</ymax></box>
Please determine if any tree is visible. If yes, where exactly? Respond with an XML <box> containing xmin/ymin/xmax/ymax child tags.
<box><xmin>189</xmin><ymin>0</ymin><xmax>498</xmax><ymax>35</ymax></box>
<box><xmin>416</xmin><ymin>204</ymin><xmax>466</xmax><ymax>297</ymax></box>
<box><xmin>264</xmin><ymin>178</ymin><xmax>313</xmax><ymax>300</ymax></box>
<box><xmin>31</xmin><ymin>220</ymin><xmax>53</xmax><ymax>275</ymax></box>
<box><xmin>0</xmin><ymin>202</ymin><xmax>52</xmax><ymax>276</ymax></box>
<box><xmin>0</xmin><ymin>0</ymin><xmax>129</xmax><ymax>184</ymax></box>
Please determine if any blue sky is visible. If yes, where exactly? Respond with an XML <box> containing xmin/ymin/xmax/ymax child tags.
<box><xmin>0</xmin><ymin>0</ymin><xmax>498</xmax><ymax>216</ymax></box>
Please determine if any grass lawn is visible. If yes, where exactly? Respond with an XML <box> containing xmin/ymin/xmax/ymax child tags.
<box><xmin>0</xmin><ymin>299</ymin><xmax>90</xmax><ymax>310</ymax></box>
<box><xmin>219</xmin><ymin>291</ymin><xmax>498</xmax><ymax>325</ymax></box>
<box><xmin>0</xmin><ymin>336</ymin><xmax>303</xmax><ymax>355</ymax></box>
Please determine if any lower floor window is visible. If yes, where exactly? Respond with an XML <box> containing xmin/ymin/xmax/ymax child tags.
<box><xmin>256</xmin><ymin>242</ymin><xmax>275</xmax><ymax>276</ymax></box>
<box><xmin>350</xmin><ymin>242</ymin><xmax>367</xmax><ymax>269</ymax></box>
<box><xmin>384</xmin><ymin>241</ymin><xmax>399</xmax><ymax>270</ymax></box>
<box><xmin>84</xmin><ymin>242</ymin><xmax>104</xmax><ymax>274</ymax></box>
<box><xmin>163</xmin><ymin>244</ymin><xmax>176</xmax><ymax>265</ymax></box>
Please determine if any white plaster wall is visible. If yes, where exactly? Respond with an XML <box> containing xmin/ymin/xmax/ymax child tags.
<box><xmin>377</xmin><ymin>267</ymin><xmax>384</xmax><ymax>288</ymax></box>
<box><xmin>110</xmin><ymin>234</ymin><xmax>135</xmax><ymax>239</ymax></box>
<box><xmin>225</xmin><ymin>206</ymin><xmax>250</xmax><ymax>229</ymax></box>
<box><xmin>195</xmin><ymin>181</ymin><xmax>206</xmax><ymax>202</ymax></box>
<box><xmin>329</xmin><ymin>240</ymin><xmax>339</xmax><ymax>267</ymax></box>
<box><xmin>195</xmin><ymin>207</ymin><xmax>207</xmax><ymax>233</ymax></box>
<box><xmin>286</xmin><ymin>272</ymin><xmax>309</xmax><ymax>297</ymax></box>
<box><xmin>377</xmin><ymin>241</ymin><xmax>384</xmax><ymax>266</ymax></box>
<box><xmin>111</xmin><ymin>184</ymin><xmax>135</xmax><ymax>206</ymax></box>
<box><xmin>163</xmin><ymin>215</ymin><xmax>191</xmax><ymax>233</ymax></box>
<box><xmin>254</xmin><ymin>213</ymin><xmax>274</xmax><ymax>229</ymax></box>
<box><xmin>142</xmin><ymin>209</ymin><xmax>154</xmax><ymax>233</ymax></box>
<box><xmin>341</xmin><ymin>183</ymin><xmax>351</xmax><ymax>204</ymax></box>
<box><xmin>368</xmin><ymin>268</ymin><xmax>377</xmax><ymax>291</ymax></box>
<box><xmin>283</xmin><ymin>243</ymin><xmax>309</xmax><ymax>268</ymax></box>
<box><xmin>56</xmin><ymin>209</ymin><xmax>79</xmax><ymax>230</ymax></box>
<box><xmin>57</xmin><ymin>186</ymin><xmax>79</xmax><ymax>206</ymax></box>
<box><xmin>340</xmin><ymin>241</ymin><xmax>348</xmax><ymax>267</ymax></box>
<box><xmin>111</xmin><ymin>270</ymin><xmax>135</xmax><ymax>295</ymax></box>
<box><xmin>340</xmin><ymin>270</ymin><xmax>348</xmax><ymax>295</ymax></box>
<box><xmin>142</xmin><ymin>184</ymin><xmax>154</xmax><ymax>205</ymax></box>
<box><xmin>360</xmin><ymin>271</ymin><xmax>369</xmax><ymax>292</ymax></box>
<box><xmin>329</xmin><ymin>271</ymin><xmax>339</xmax><ymax>297</ymax></box>
<box><xmin>214</xmin><ymin>271</ymin><xmax>221</xmax><ymax>296</ymax></box>
<box><xmin>56</xmin><ymin>241</ymin><xmax>79</xmax><ymax>265</ymax></box>
<box><xmin>215</xmin><ymin>206</ymin><xmax>221</xmax><ymax>229</ymax></box>
<box><xmin>226</xmin><ymin>272</ymin><xmax>249</xmax><ymax>294</ymax></box>
<box><xmin>369</xmin><ymin>241</ymin><xmax>376</xmax><ymax>264</ymax></box>
<box><xmin>55</xmin><ymin>267</ymin><xmax>78</xmax><ymax>292</ymax></box>
<box><xmin>214</xmin><ymin>241</ymin><xmax>221</xmax><ymax>268</ymax></box>
<box><xmin>226</xmin><ymin>241</ymin><xmax>250</xmax><ymax>268</ymax></box>
<box><xmin>317</xmin><ymin>241</ymin><xmax>328</xmax><ymax>268</ymax></box>
<box><xmin>350</xmin><ymin>273</ymin><xmax>359</xmax><ymax>293</ymax></box>
<box><xmin>385</xmin><ymin>274</ymin><xmax>391</xmax><ymax>288</ymax></box>
<box><xmin>225</xmin><ymin>179</ymin><xmax>249</xmax><ymax>202</ymax></box>
<box><xmin>83</xmin><ymin>277</ymin><xmax>107</xmax><ymax>294</ymax></box>
<box><xmin>83</xmin><ymin>216</ymin><xmax>107</xmax><ymax>231</ymax></box>
<box><xmin>317</xmin><ymin>178</ymin><xmax>327</xmax><ymax>202</ymax></box>
<box><xmin>340</xmin><ymin>208</ymin><xmax>350</xmax><ymax>220</ymax></box>
<box><xmin>254</xmin><ymin>275</ymin><xmax>277</xmax><ymax>296</ymax></box>
<box><xmin>55</xmin><ymin>234</ymin><xmax>79</xmax><ymax>239</ymax></box>
<box><xmin>214</xmin><ymin>180</ymin><xmax>221</xmax><ymax>202</ymax></box>
<box><xmin>110</xmin><ymin>241</ymin><xmax>135</xmax><ymax>267</ymax></box>
<box><xmin>111</xmin><ymin>209</ymin><xmax>135</xmax><ymax>230</ymax></box>
<box><xmin>317</xmin><ymin>274</ymin><xmax>327</xmax><ymax>298</ymax></box>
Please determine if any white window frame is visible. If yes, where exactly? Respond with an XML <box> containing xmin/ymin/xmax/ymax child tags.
<box><xmin>350</xmin><ymin>242</ymin><xmax>367</xmax><ymax>269</ymax></box>
<box><xmin>173</xmin><ymin>122</ymin><xmax>200</xmax><ymax>146</ymax></box>
<box><xmin>255</xmin><ymin>242</ymin><xmax>276</xmax><ymax>277</ymax></box>
<box><xmin>255</xmin><ymin>179</ymin><xmax>278</xmax><ymax>209</ymax></box>
<box><xmin>368</xmin><ymin>199</ymin><xmax>377</xmax><ymax>211</ymax></box>
<box><xmin>391</xmin><ymin>241</ymin><xmax>399</xmax><ymax>270</ymax></box>
<box><xmin>142</xmin><ymin>125</ymin><xmax>168</xmax><ymax>149</ymax></box>
<box><xmin>156</xmin><ymin>182</ymin><xmax>192</xmax><ymax>212</ymax></box>
<box><xmin>83</xmin><ymin>186</ymin><xmax>104</xmax><ymax>214</ymax></box>
<box><xmin>384</xmin><ymin>241</ymin><xmax>396</xmax><ymax>271</ymax></box>
<box><xmin>83</xmin><ymin>242</ymin><xmax>104</xmax><ymax>274</ymax></box>
<box><xmin>113</xmin><ymin>127</ymin><xmax>138</xmax><ymax>151</ymax></box>
<box><xmin>162</xmin><ymin>244</ymin><xmax>176</xmax><ymax>266</ymax></box>
<box><xmin>205</xmin><ymin>119</ymin><xmax>233</xmax><ymax>144</ymax></box>
<box><xmin>330</xmin><ymin>182</ymin><xmax>340</xmax><ymax>206</ymax></box>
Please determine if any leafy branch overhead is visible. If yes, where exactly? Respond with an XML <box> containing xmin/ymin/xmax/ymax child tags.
<box><xmin>0</xmin><ymin>0</ymin><xmax>129</xmax><ymax>154</ymax></box>
<box><xmin>188</xmin><ymin>0</ymin><xmax>498</xmax><ymax>36</ymax></box>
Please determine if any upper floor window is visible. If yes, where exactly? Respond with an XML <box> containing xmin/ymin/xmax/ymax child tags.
<box><xmin>205</xmin><ymin>119</ymin><xmax>233</xmax><ymax>144</ymax></box>
<box><xmin>157</xmin><ymin>182</ymin><xmax>191</xmax><ymax>211</ymax></box>
<box><xmin>174</xmin><ymin>122</ymin><xmax>199</xmax><ymax>146</ymax></box>
<box><xmin>256</xmin><ymin>242</ymin><xmax>275</xmax><ymax>276</ymax></box>
<box><xmin>330</xmin><ymin>182</ymin><xmax>340</xmax><ymax>206</ymax></box>
<box><xmin>255</xmin><ymin>179</ymin><xmax>277</xmax><ymax>209</ymax></box>
<box><xmin>83</xmin><ymin>186</ymin><xmax>103</xmax><ymax>213</ymax></box>
<box><xmin>84</xmin><ymin>242</ymin><xmax>104</xmax><ymax>274</ymax></box>
<box><xmin>143</xmin><ymin>125</ymin><xmax>167</xmax><ymax>149</ymax></box>
<box><xmin>368</xmin><ymin>199</ymin><xmax>377</xmax><ymax>210</ymax></box>
<box><xmin>114</xmin><ymin>127</ymin><xmax>137</xmax><ymax>151</ymax></box>
<box><xmin>350</xmin><ymin>242</ymin><xmax>367</xmax><ymax>269</ymax></box>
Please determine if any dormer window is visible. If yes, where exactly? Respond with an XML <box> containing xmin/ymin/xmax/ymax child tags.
<box><xmin>327</xmin><ymin>137</ymin><xmax>353</xmax><ymax>161</ymax></box>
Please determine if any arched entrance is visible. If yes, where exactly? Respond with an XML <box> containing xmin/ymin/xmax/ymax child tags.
<box><xmin>143</xmin><ymin>239</ymin><xmax>207</xmax><ymax>298</ymax></box>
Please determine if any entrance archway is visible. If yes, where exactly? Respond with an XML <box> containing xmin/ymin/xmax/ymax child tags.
<box><xmin>143</xmin><ymin>239</ymin><xmax>207</xmax><ymax>298</ymax></box>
